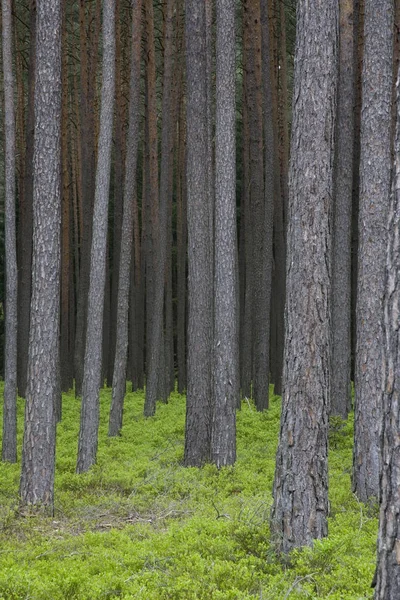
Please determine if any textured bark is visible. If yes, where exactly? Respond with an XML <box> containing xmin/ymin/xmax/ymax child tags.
<box><xmin>271</xmin><ymin>0</ymin><xmax>338</xmax><ymax>552</ymax></box>
<box><xmin>107</xmin><ymin>0</ymin><xmax>126</xmax><ymax>387</ymax></box>
<box><xmin>109</xmin><ymin>0</ymin><xmax>142</xmax><ymax>436</ymax></box>
<box><xmin>211</xmin><ymin>0</ymin><xmax>238</xmax><ymax>467</ymax></box>
<box><xmin>243</xmin><ymin>0</ymin><xmax>266</xmax><ymax>410</ymax></box>
<box><xmin>74</xmin><ymin>0</ymin><xmax>98</xmax><ymax>397</ymax></box>
<box><xmin>331</xmin><ymin>0</ymin><xmax>355</xmax><ymax>418</ymax></box>
<box><xmin>60</xmin><ymin>0</ymin><xmax>72</xmax><ymax>396</ymax></box>
<box><xmin>184</xmin><ymin>0</ymin><xmax>213</xmax><ymax>466</ymax></box>
<box><xmin>240</xmin><ymin>81</ymin><xmax>252</xmax><ymax>400</ymax></box>
<box><xmin>20</xmin><ymin>0</ymin><xmax>62</xmax><ymax>509</ymax></box>
<box><xmin>77</xmin><ymin>0</ymin><xmax>116</xmax><ymax>473</ymax></box>
<box><xmin>145</xmin><ymin>0</ymin><xmax>176</xmax><ymax>416</ymax></box>
<box><xmin>351</xmin><ymin>0</ymin><xmax>364</xmax><ymax>382</ymax></box>
<box><xmin>270</xmin><ymin>0</ymin><xmax>287</xmax><ymax>397</ymax></box>
<box><xmin>374</xmin><ymin>68</ymin><xmax>400</xmax><ymax>600</ymax></box>
<box><xmin>176</xmin><ymin>89</ymin><xmax>187</xmax><ymax>394</ymax></box>
<box><xmin>17</xmin><ymin>0</ymin><xmax>35</xmax><ymax>399</ymax></box>
<box><xmin>353</xmin><ymin>0</ymin><xmax>393</xmax><ymax>502</ymax></box>
<box><xmin>2</xmin><ymin>0</ymin><xmax>18</xmax><ymax>463</ymax></box>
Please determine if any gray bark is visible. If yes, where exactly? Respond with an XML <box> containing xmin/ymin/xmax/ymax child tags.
<box><xmin>331</xmin><ymin>0</ymin><xmax>356</xmax><ymax>419</ymax></box>
<box><xmin>271</xmin><ymin>0</ymin><xmax>338</xmax><ymax>552</ymax></box>
<box><xmin>77</xmin><ymin>0</ymin><xmax>116</xmax><ymax>473</ymax></box>
<box><xmin>20</xmin><ymin>0</ymin><xmax>62</xmax><ymax>509</ymax></box>
<box><xmin>353</xmin><ymin>0</ymin><xmax>394</xmax><ymax>502</ymax></box>
<box><xmin>109</xmin><ymin>0</ymin><xmax>142</xmax><ymax>436</ymax></box>
<box><xmin>374</xmin><ymin>67</ymin><xmax>400</xmax><ymax>600</ymax></box>
<box><xmin>184</xmin><ymin>0</ymin><xmax>213</xmax><ymax>466</ymax></box>
<box><xmin>211</xmin><ymin>0</ymin><xmax>238</xmax><ymax>468</ymax></box>
<box><xmin>2</xmin><ymin>0</ymin><xmax>18</xmax><ymax>463</ymax></box>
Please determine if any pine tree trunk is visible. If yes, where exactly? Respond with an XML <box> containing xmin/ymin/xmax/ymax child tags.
<box><xmin>353</xmin><ymin>0</ymin><xmax>393</xmax><ymax>502</ymax></box>
<box><xmin>20</xmin><ymin>0</ymin><xmax>62</xmax><ymax>509</ymax></box>
<box><xmin>211</xmin><ymin>0</ymin><xmax>238</xmax><ymax>467</ymax></box>
<box><xmin>77</xmin><ymin>0</ymin><xmax>116</xmax><ymax>473</ymax></box>
<box><xmin>109</xmin><ymin>0</ymin><xmax>142</xmax><ymax>436</ymax></box>
<box><xmin>144</xmin><ymin>0</ymin><xmax>176</xmax><ymax>415</ymax></box>
<box><xmin>184</xmin><ymin>0</ymin><xmax>213</xmax><ymax>466</ymax></box>
<box><xmin>271</xmin><ymin>0</ymin><xmax>338</xmax><ymax>552</ymax></box>
<box><xmin>74</xmin><ymin>0</ymin><xmax>98</xmax><ymax>397</ymax></box>
<box><xmin>2</xmin><ymin>0</ymin><xmax>18</xmax><ymax>463</ymax></box>
<box><xmin>17</xmin><ymin>0</ymin><xmax>35</xmax><ymax>399</ymax></box>
<box><xmin>176</xmin><ymin>77</ymin><xmax>187</xmax><ymax>394</ymax></box>
<box><xmin>374</xmin><ymin>67</ymin><xmax>400</xmax><ymax>600</ymax></box>
<box><xmin>330</xmin><ymin>0</ymin><xmax>356</xmax><ymax>419</ymax></box>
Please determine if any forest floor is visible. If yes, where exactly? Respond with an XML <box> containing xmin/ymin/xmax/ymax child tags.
<box><xmin>0</xmin><ymin>386</ymin><xmax>376</xmax><ymax>599</ymax></box>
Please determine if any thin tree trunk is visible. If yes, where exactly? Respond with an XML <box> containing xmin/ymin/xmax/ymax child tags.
<box><xmin>2</xmin><ymin>0</ymin><xmax>18</xmax><ymax>463</ymax></box>
<box><xmin>77</xmin><ymin>0</ymin><xmax>116</xmax><ymax>473</ymax></box>
<box><xmin>20</xmin><ymin>0</ymin><xmax>62</xmax><ymax>509</ymax></box>
<box><xmin>17</xmin><ymin>0</ymin><xmax>35</xmax><ymax>399</ymax></box>
<box><xmin>109</xmin><ymin>0</ymin><xmax>142</xmax><ymax>436</ymax></box>
<box><xmin>211</xmin><ymin>0</ymin><xmax>238</xmax><ymax>467</ymax></box>
<box><xmin>60</xmin><ymin>0</ymin><xmax>71</xmax><ymax>396</ymax></box>
<box><xmin>144</xmin><ymin>0</ymin><xmax>175</xmax><ymax>415</ymax></box>
<box><xmin>330</xmin><ymin>0</ymin><xmax>356</xmax><ymax>419</ymax></box>
<box><xmin>184</xmin><ymin>0</ymin><xmax>213</xmax><ymax>466</ymax></box>
<box><xmin>107</xmin><ymin>0</ymin><xmax>126</xmax><ymax>387</ymax></box>
<box><xmin>353</xmin><ymin>0</ymin><xmax>394</xmax><ymax>502</ymax></box>
<box><xmin>176</xmin><ymin>84</ymin><xmax>187</xmax><ymax>394</ymax></box>
<box><xmin>74</xmin><ymin>0</ymin><xmax>98</xmax><ymax>397</ymax></box>
<box><xmin>271</xmin><ymin>0</ymin><xmax>338</xmax><ymax>552</ymax></box>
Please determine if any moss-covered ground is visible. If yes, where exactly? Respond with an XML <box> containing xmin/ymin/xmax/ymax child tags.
<box><xmin>0</xmin><ymin>387</ymin><xmax>377</xmax><ymax>599</ymax></box>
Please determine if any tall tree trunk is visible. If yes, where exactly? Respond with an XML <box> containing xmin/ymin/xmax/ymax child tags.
<box><xmin>2</xmin><ymin>0</ymin><xmax>18</xmax><ymax>463</ymax></box>
<box><xmin>176</xmin><ymin>89</ymin><xmax>187</xmax><ymax>394</ymax></box>
<box><xmin>20</xmin><ymin>0</ymin><xmax>62</xmax><ymax>509</ymax></box>
<box><xmin>270</xmin><ymin>0</ymin><xmax>287</xmax><ymax>397</ymax></box>
<box><xmin>109</xmin><ymin>0</ymin><xmax>143</xmax><ymax>436</ymax></box>
<box><xmin>211</xmin><ymin>0</ymin><xmax>238</xmax><ymax>467</ymax></box>
<box><xmin>144</xmin><ymin>0</ymin><xmax>176</xmax><ymax>415</ymax></box>
<box><xmin>271</xmin><ymin>0</ymin><xmax>338</xmax><ymax>552</ymax></box>
<box><xmin>17</xmin><ymin>0</ymin><xmax>35</xmax><ymax>399</ymax></box>
<box><xmin>184</xmin><ymin>0</ymin><xmax>213</xmax><ymax>466</ymax></box>
<box><xmin>77</xmin><ymin>0</ymin><xmax>116</xmax><ymax>473</ymax></box>
<box><xmin>353</xmin><ymin>0</ymin><xmax>394</xmax><ymax>502</ymax></box>
<box><xmin>331</xmin><ymin>0</ymin><xmax>356</xmax><ymax>419</ymax></box>
<box><xmin>374</xmin><ymin>65</ymin><xmax>400</xmax><ymax>600</ymax></box>
<box><xmin>107</xmin><ymin>0</ymin><xmax>126</xmax><ymax>387</ymax></box>
<box><xmin>74</xmin><ymin>0</ymin><xmax>98</xmax><ymax>397</ymax></box>
<box><xmin>60</xmin><ymin>0</ymin><xmax>72</xmax><ymax>396</ymax></box>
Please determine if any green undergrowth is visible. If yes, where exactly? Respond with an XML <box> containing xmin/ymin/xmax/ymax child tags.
<box><xmin>0</xmin><ymin>386</ymin><xmax>376</xmax><ymax>599</ymax></box>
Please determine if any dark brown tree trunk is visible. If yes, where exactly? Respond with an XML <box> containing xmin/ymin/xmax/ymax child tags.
<box><xmin>211</xmin><ymin>0</ymin><xmax>238</xmax><ymax>467</ymax></box>
<box><xmin>77</xmin><ymin>0</ymin><xmax>116</xmax><ymax>473</ymax></box>
<box><xmin>109</xmin><ymin>0</ymin><xmax>142</xmax><ymax>436</ymax></box>
<box><xmin>20</xmin><ymin>0</ymin><xmax>62</xmax><ymax>509</ymax></box>
<box><xmin>270</xmin><ymin>0</ymin><xmax>287</xmax><ymax>397</ymax></box>
<box><xmin>2</xmin><ymin>0</ymin><xmax>18</xmax><ymax>463</ymax></box>
<box><xmin>353</xmin><ymin>0</ymin><xmax>393</xmax><ymax>502</ymax></box>
<box><xmin>145</xmin><ymin>0</ymin><xmax>176</xmax><ymax>415</ymax></box>
<box><xmin>271</xmin><ymin>0</ymin><xmax>338</xmax><ymax>552</ymax></box>
<box><xmin>176</xmin><ymin>85</ymin><xmax>187</xmax><ymax>395</ymax></box>
<box><xmin>184</xmin><ymin>0</ymin><xmax>213</xmax><ymax>466</ymax></box>
<box><xmin>17</xmin><ymin>0</ymin><xmax>35</xmax><ymax>399</ymax></box>
<box><xmin>74</xmin><ymin>0</ymin><xmax>99</xmax><ymax>397</ymax></box>
<box><xmin>374</xmin><ymin>67</ymin><xmax>400</xmax><ymax>600</ymax></box>
<box><xmin>331</xmin><ymin>0</ymin><xmax>356</xmax><ymax>419</ymax></box>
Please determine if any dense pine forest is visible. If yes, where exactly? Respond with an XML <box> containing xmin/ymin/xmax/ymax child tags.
<box><xmin>0</xmin><ymin>0</ymin><xmax>400</xmax><ymax>598</ymax></box>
